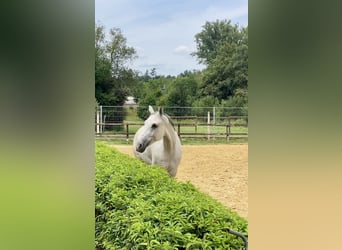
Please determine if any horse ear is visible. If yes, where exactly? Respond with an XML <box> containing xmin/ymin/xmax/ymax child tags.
<box><xmin>158</xmin><ymin>107</ymin><xmax>163</xmax><ymax>116</ymax></box>
<box><xmin>148</xmin><ymin>105</ymin><xmax>154</xmax><ymax>114</ymax></box>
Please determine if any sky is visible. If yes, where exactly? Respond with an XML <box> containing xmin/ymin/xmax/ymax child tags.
<box><xmin>95</xmin><ymin>0</ymin><xmax>248</xmax><ymax>76</ymax></box>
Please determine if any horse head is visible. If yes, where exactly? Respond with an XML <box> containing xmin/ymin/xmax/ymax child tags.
<box><xmin>135</xmin><ymin>105</ymin><xmax>167</xmax><ymax>153</ymax></box>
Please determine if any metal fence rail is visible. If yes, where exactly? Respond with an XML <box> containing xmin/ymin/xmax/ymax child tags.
<box><xmin>95</xmin><ymin>121</ymin><xmax>247</xmax><ymax>142</ymax></box>
<box><xmin>95</xmin><ymin>106</ymin><xmax>248</xmax><ymax>142</ymax></box>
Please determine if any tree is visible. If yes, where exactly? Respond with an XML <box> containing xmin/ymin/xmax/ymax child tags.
<box><xmin>95</xmin><ymin>23</ymin><xmax>137</xmax><ymax>106</ymax></box>
<box><xmin>136</xmin><ymin>77</ymin><xmax>170</xmax><ymax>119</ymax></box>
<box><xmin>219</xmin><ymin>90</ymin><xmax>248</xmax><ymax>116</ymax></box>
<box><xmin>193</xmin><ymin>20</ymin><xmax>248</xmax><ymax>102</ymax></box>
<box><xmin>191</xmin><ymin>95</ymin><xmax>220</xmax><ymax>117</ymax></box>
<box><xmin>201</xmin><ymin>29</ymin><xmax>248</xmax><ymax>100</ymax></box>
<box><xmin>95</xmin><ymin>24</ymin><xmax>112</xmax><ymax>104</ymax></box>
<box><xmin>165</xmin><ymin>78</ymin><xmax>197</xmax><ymax>106</ymax></box>
<box><xmin>106</xmin><ymin>28</ymin><xmax>136</xmax><ymax>78</ymax></box>
<box><xmin>193</xmin><ymin>20</ymin><xmax>242</xmax><ymax>65</ymax></box>
<box><xmin>164</xmin><ymin>76</ymin><xmax>199</xmax><ymax>116</ymax></box>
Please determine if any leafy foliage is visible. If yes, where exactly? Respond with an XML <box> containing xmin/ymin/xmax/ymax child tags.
<box><xmin>95</xmin><ymin>23</ymin><xmax>138</xmax><ymax>106</ymax></box>
<box><xmin>136</xmin><ymin>72</ymin><xmax>202</xmax><ymax>119</ymax></box>
<box><xmin>193</xmin><ymin>20</ymin><xmax>242</xmax><ymax>65</ymax></box>
<box><xmin>216</xmin><ymin>88</ymin><xmax>248</xmax><ymax>117</ymax></box>
<box><xmin>164</xmin><ymin>77</ymin><xmax>199</xmax><ymax>116</ymax></box>
<box><xmin>95</xmin><ymin>142</ymin><xmax>248</xmax><ymax>250</ymax></box>
<box><xmin>193</xmin><ymin>20</ymin><xmax>248</xmax><ymax>104</ymax></box>
<box><xmin>136</xmin><ymin>77</ymin><xmax>170</xmax><ymax>120</ymax></box>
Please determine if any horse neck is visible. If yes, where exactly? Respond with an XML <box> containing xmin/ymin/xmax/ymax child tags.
<box><xmin>162</xmin><ymin>121</ymin><xmax>177</xmax><ymax>155</ymax></box>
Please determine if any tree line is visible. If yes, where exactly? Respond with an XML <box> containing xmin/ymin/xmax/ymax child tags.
<box><xmin>95</xmin><ymin>19</ymin><xmax>248</xmax><ymax>119</ymax></box>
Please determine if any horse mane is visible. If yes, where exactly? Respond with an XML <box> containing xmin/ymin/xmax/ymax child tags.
<box><xmin>163</xmin><ymin>113</ymin><xmax>175</xmax><ymax>130</ymax></box>
<box><xmin>159</xmin><ymin>112</ymin><xmax>178</xmax><ymax>155</ymax></box>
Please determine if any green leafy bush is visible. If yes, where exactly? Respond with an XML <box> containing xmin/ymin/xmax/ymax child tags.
<box><xmin>96</xmin><ymin>142</ymin><xmax>248</xmax><ymax>249</ymax></box>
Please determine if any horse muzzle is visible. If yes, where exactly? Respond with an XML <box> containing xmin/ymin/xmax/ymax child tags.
<box><xmin>136</xmin><ymin>143</ymin><xmax>146</xmax><ymax>153</ymax></box>
<box><xmin>135</xmin><ymin>137</ymin><xmax>153</xmax><ymax>153</ymax></box>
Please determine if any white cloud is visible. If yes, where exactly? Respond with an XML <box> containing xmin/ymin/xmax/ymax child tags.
<box><xmin>95</xmin><ymin>0</ymin><xmax>248</xmax><ymax>76</ymax></box>
<box><xmin>173</xmin><ymin>45</ymin><xmax>193</xmax><ymax>55</ymax></box>
<box><xmin>203</xmin><ymin>4</ymin><xmax>248</xmax><ymax>24</ymax></box>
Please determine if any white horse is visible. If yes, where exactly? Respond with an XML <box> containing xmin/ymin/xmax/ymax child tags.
<box><xmin>133</xmin><ymin>106</ymin><xmax>182</xmax><ymax>177</ymax></box>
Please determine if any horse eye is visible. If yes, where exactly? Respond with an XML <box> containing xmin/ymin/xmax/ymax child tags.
<box><xmin>151</xmin><ymin>123</ymin><xmax>158</xmax><ymax>129</ymax></box>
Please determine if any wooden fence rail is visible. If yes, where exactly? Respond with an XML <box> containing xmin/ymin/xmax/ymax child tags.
<box><xmin>95</xmin><ymin>121</ymin><xmax>248</xmax><ymax>142</ymax></box>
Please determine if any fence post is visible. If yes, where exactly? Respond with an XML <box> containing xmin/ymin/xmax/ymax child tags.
<box><xmin>126</xmin><ymin>123</ymin><xmax>129</xmax><ymax>141</ymax></box>
<box><xmin>213</xmin><ymin>106</ymin><xmax>216</xmax><ymax>139</ymax></box>
<box><xmin>100</xmin><ymin>105</ymin><xmax>103</xmax><ymax>133</ymax></box>
<box><xmin>213</xmin><ymin>107</ymin><xmax>216</xmax><ymax>124</ymax></box>
<box><xmin>226</xmin><ymin>124</ymin><xmax>230</xmax><ymax>142</ymax></box>
<box><xmin>207</xmin><ymin>112</ymin><xmax>210</xmax><ymax>140</ymax></box>
<box><xmin>195</xmin><ymin>115</ymin><xmax>198</xmax><ymax>134</ymax></box>
<box><xmin>177</xmin><ymin>124</ymin><xmax>181</xmax><ymax>138</ymax></box>
<box><xmin>96</xmin><ymin>107</ymin><xmax>100</xmax><ymax>134</ymax></box>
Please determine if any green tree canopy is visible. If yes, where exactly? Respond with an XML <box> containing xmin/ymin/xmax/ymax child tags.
<box><xmin>136</xmin><ymin>77</ymin><xmax>171</xmax><ymax>119</ymax></box>
<box><xmin>193</xmin><ymin>20</ymin><xmax>242</xmax><ymax>65</ymax></box>
<box><xmin>95</xmin><ymin>23</ymin><xmax>137</xmax><ymax>106</ymax></box>
<box><xmin>136</xmin><ymin>75</ymin><xmax>200</xmax><ymax>119</ymax></box>
<box><xmin>165</xmin><ymin>77</ymin><xmax>198</xmax><ymax>108</ymax></box>
<box><xmin>193</xmin><ymin>20</ymin><xmax>248</xmax><ymax>103</ymax></box>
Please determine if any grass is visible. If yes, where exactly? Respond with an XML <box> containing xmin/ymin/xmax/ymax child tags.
<box><xmin>178</xmin><ymin>125</ymin><xmax>248</xmax><ymax>134</ymax></box>
<box><xmin>180</xmin><ymin>137</ymin><xmax>248</xmax><ymax>145</ymax></box>
<box><xmin>99</xmin><ymin>125</ymin><xmax>247</xmax><ymax>136</ymax></box>
<box><xmin>96</xmin><ymin>136</ymin><xmax>248</xmax><ymax>146</ymax></box>
<box><xmin>97</xmin><ymin>108</ymin><xmax>248</xmax><ymax>145</ymax></box>
<box><xmin>124</xmin><ymin>107</ymin><xmax>144</xmax><ymax>123</ymax></box>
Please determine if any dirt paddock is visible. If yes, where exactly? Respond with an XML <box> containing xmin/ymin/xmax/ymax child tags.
<box><xmin>112</xmin><ymin>144</ymin><xmax>248</xmax><ymax>219</ymax></box>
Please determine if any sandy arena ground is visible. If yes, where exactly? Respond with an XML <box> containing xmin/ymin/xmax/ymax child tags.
<box><xmin>112</xmin><ymin>144</ymin><xmax>248</xmax><ymax>219</ymax></box>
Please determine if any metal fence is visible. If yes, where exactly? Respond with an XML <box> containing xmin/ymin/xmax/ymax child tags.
<box><xmin>95</xmin><ymin>106</ymin><xmax>248</xmax><ymax>141</ymax></box>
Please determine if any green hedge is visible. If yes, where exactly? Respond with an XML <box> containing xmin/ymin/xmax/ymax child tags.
<box><xmin>95</xmin><ymin>142</ymin><xmax>248</xmax><ymax>250</ymax></box>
